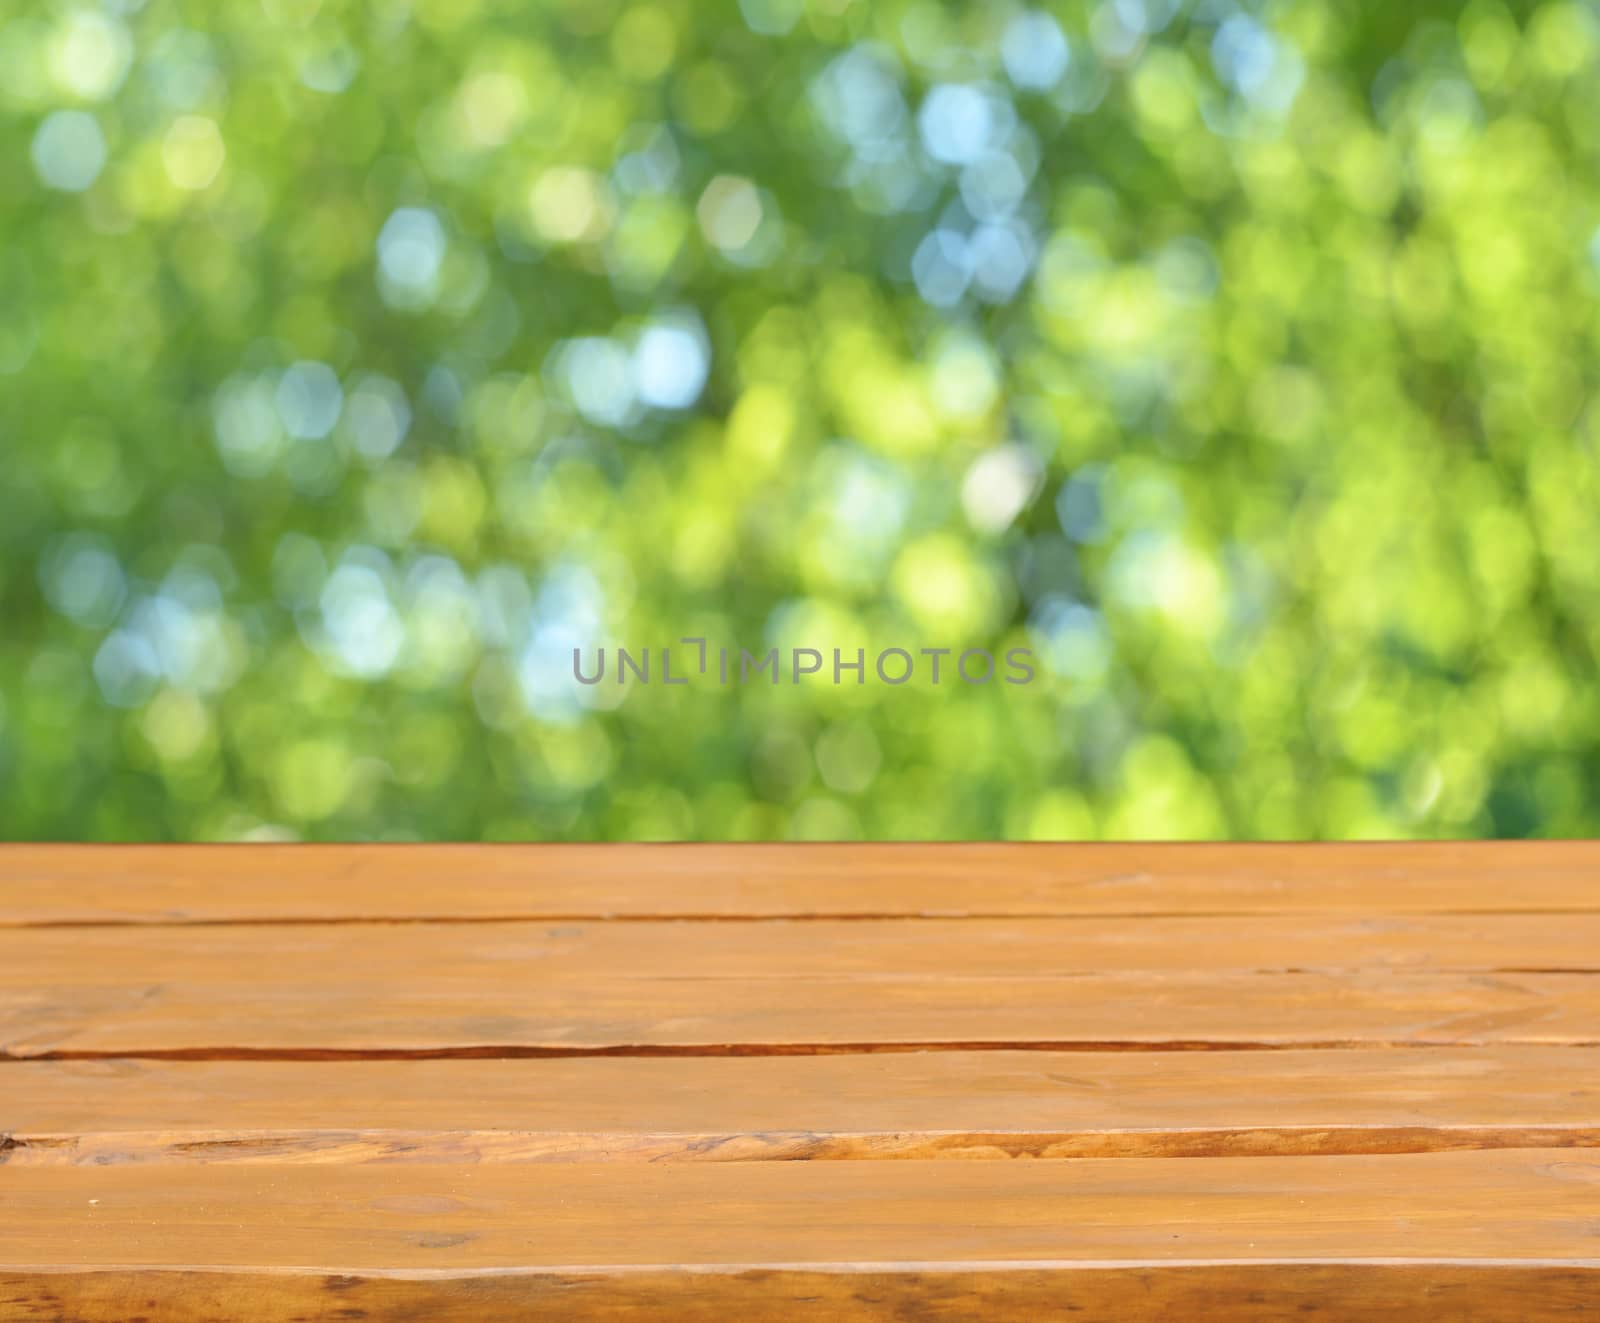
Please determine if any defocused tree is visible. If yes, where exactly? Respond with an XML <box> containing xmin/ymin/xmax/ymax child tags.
<box><xmin>3</xmin><ymin>0</ymin><xmax>1598</xmax><ymax>840</ymax></box>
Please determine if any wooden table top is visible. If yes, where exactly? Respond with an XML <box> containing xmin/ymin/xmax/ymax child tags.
<box><xmin>4</xmin><ymin>842</ymin><xmax>1599</xmax><ymax>1320</ymax></box>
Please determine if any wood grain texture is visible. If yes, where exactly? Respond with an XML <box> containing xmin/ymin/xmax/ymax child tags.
<box><xmin>7</xmin><ymin>1048</ymin><xmax>1600</xmax><ymax>1165</ymax></box>
<box><xmin>7</xmin><ymin>843</ymin><xmax>1600</xmax><ymax>1319</ymax></box>
<box><xmin>6</xmin><ymin>918</ymin><xmax>1600</xmax><ymax>1058</ymax></box>
<box><xmin>7</xmin><ymin>972</ymin><xmax>1600</xmax><ymax>1058</ymax></box>
<box><xmin>5</xmin><ymin>1149</ymin><xmax>1600</xmax><ymax>1263</ymax></box>
<box><xmin>4</xmin><ymin>841</ymin><xmax>1598</xmax><ymax>925</ymax></box>
<box><xmin>6</xmin><ymin>1265</ymin><xmax>1599</xmax><ymax>1323</ymax></box>
<box><xmin>3</xmin><ymin>1153</ymin><xmax>1599</xmax><ymax>1319</ymax></box>
<box><xmin>12</xmin><ymin>913</ymin><xmax>1600</xmax><ymax>978</ymax></box>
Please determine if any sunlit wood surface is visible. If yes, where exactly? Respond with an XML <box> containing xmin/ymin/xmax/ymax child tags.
<box><xmin>4</xmin><ymin>844</ymin><xmax>1599</xmax><ymax>1319</ymax></box>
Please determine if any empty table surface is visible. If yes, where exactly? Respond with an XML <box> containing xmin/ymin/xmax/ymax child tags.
<box><xmin>3</xmin><ymin>843</ymin><xmax>1599</xmax><ymax>1320</ymax></box>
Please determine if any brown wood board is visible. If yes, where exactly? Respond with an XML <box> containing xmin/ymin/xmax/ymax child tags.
<box><xmin>5</xmin><ymin>844</ymin><xmax>1599</xmax><ymax>1318</ymax></box>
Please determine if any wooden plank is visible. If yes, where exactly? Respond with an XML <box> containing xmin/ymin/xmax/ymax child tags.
<box><xmin>6</xmin><ymin>1266</ymin><xmax>1598</xmax><ymax>1323</ymax></box>
<box><xmin>6</xmin><ymin>965</ymin><xmax>1600</xmax><ymax>1057</ymax></box>
<box><xmin>2</xmin><ymin>1153</ymin><xmax>1598</xmax><ymax>1320</ymax></box>
<box><xmin>5</xmin><ymin>845</ymin><xmax>1598</xmax><ymax>1318</ymax></box>
<box><xmin>7</xmin><ymin>1049</ymin><xmax>1600</xmax><ymax>1165</ymax></box>
<box><xmin>4</xmin><ymin>842</ymin><xmax>1598</xmax><ymax>925</ymax></box>
<box><xmin>9</xmin><ymin>914</ymin><xmax>1600</xmax><ymax>983</ymax></box>
<box><xmin>7</xmin><ymin>916</ymin><xmax>1600</xmax><ymax>1057</ymax></box>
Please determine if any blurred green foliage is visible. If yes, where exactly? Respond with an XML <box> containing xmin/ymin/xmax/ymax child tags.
<box><xmin>3</xmin><ymin>0</ymin><xmax>1599</xmax><ymax>841</ymax></box>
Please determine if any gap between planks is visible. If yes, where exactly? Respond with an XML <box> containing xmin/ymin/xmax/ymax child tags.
<box><xmin>10</xmin><ymin>1038</ymin><xmax>1600</xmax><ymax>1065</ymax></box>
<box><xmin>24</xmin><ymin>908</ymin><xmax>1600</xmax><ymax>930</ymax></box>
